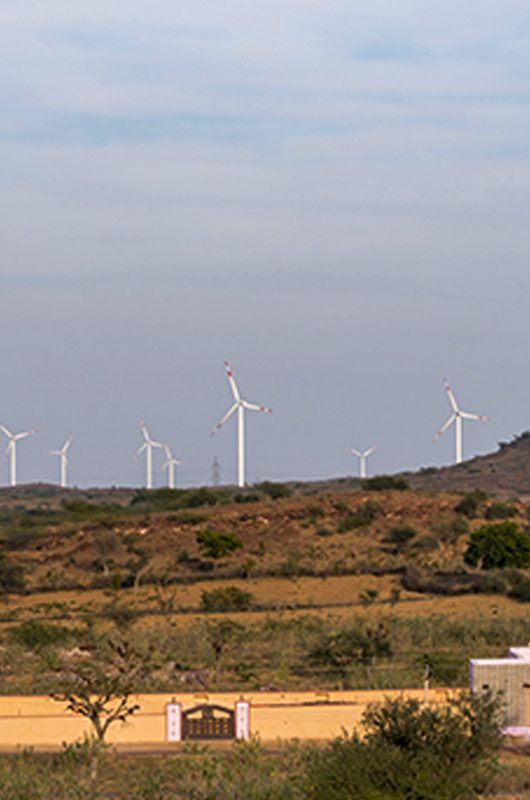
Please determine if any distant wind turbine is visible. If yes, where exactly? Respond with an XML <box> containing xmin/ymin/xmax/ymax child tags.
<box><xmin>50</xmin><ymin>435</ymin><xmax>73</xmax><ymax>488</ymax></box>
<box><xmin>433</xmin><ymin>378</ymin><xmax>488</xmax><ymax>464</ymax></box>
<box><xmin>162</xmin><ymin>444</ymin><xmax>182</xmax><ymax>489</ymax></box>
<box><xmin>211</xmin><ymin>361</ymin><xmax>272</xmax><ymax>488</ymax></box>
<box><xmin>136</xmin><ymin>422</ymin><xmax>163</xmax><ymax>489</ymax></box>
<box><xmin>350</xmin><ymin>446</ymin><xmax>376</xmax><ymax>479</ymax></box>
<box><xmin>0</xmin><ymin>426</ymin><xmax>35</xmax><ymax>487</ymax></box>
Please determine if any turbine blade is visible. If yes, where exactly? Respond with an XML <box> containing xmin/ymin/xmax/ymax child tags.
<box><xmin>210</xmin><ymin>402</ymin><xmax>238</xmax><ymax>436</ymax></box>
<box><xmin>136</xmin><ymin>443</ymin><xmax>147</xmax><ymax>455</ymax></box>
<box><xmin>363</xmin><ymin>446</ymin><xmax>376</xmax><ymax>457</ymax></box>
<box><xmin>460</xmin><ymin>411</ymin><xmax>489</xmax><ymax>422</ymax></box>
<box><xmin>242</xmin><ymin>401</ymin><xmax>272</xmax><ymax>413</ymax></box>
<box><xmin>0</xmin><ymin>426</ymin><xmax>12</xmax><ymax>438</ymax></box>
<box><xmin>14</xmin><ymin>430</ymin><xmax>35</xmax><ymax>441</ymax></box>
<box><xmin>443</xmin><ymin>377</ymin><xmax>459</xmax><ymax>413</ymax></box>
<box><xmin>350</xmin><ymin>448</ymin><xmax>362</xmax><ymax>457</ymax></box>
<box><xmin>433</xmin><ymin>414</ymin><xmax>456</xmax><ymax>442</ymax></box>
<box><xmin>224</xmin><ymin>361</ymin><xmax>241</xmax><ymax>402</ymax></box>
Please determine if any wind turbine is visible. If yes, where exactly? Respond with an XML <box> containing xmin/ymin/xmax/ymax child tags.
<box><xmin>136</xmin><ymin>422</ymin><xmax>163</xmax><ymax>489</ymax></box>
<box><xmin>433</xmin><ymin>378</ymin><xmax>488</xmax><ymax>464</ymax></box>
<box><xmin>211</xmin><ymin>361</ymin><xmax>272</xmax><ymax>488</ymax></box>
<box><xmin>350</xmin><ymin>446</ymin><xmax>376</xmax><ymax>479</ymax></box>
<box><xmin>0</xmin><ymin>426</ymin><xmax>35</xmax><ymax>487</ymax></box>
<box><xmin>50</xmin><ymin>436</ymin><xmax>73</xmax><ymax>488</ymax></box>
<box><xmin>162</xmin><ymin>444</ymin><xmax>182</xmax><ymax>489</ymax></box>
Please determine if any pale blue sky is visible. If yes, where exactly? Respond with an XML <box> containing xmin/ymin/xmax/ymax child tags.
<box><xmin>1</xmin><ymin>1</ymin><xmax>530</xmax><ymax>487</ymax></box>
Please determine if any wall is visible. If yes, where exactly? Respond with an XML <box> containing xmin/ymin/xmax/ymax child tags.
<box><xmin>0</xmin><ymin>688</ymin><xmax>457</xmax><ymax>750</ymax></box>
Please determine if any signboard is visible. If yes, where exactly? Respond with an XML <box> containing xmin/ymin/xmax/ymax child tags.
<box><xmin>182</xmin><ymin>704</ymin><xmax>235</xmax><ymax>740</ymax></box>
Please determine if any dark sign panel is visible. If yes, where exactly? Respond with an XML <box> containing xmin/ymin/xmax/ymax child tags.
<box><xmin>182</xmin><ymin>704</ymin><xmax>235</xmax><ymax>740</ymax></box>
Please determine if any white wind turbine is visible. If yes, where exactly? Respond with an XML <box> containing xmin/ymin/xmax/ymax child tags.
<box><xmin>136</xmin><ymin>422</ymin><xmax>163</xmax><ymax>489</ymax></box>
<box><xmin>433</xmin><ymin>378</ymin><xmax>488</xmax><ymax>464</ymax></box>
<box><xmin>0</xmin><ymin>426</ymin><xmax>35</xmax><ymax>487</ymax></box>
<box><xmin>350</xmin><ymin>446</ymin><xmax>376</xmax><ymax>479</ymax></box>
<box><xmin>211</xmin><ymin>361</ymin><xmax>272</xmax><ymax>488</ymax></box>
<box><xmin>50</xmin><ymin>436</ymin><xmax>73</xmax><ymax>488</ymax></box>
<box><xmin>162</xmin><ymin>444</ymin><xmax>182</xmax><ymax>490</ymax></box>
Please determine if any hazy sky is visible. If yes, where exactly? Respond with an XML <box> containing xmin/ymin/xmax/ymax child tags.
<box><xmin>1</xmin><ymin>1</ymin><xmax>530</xmax><ymax>487</ymax></box>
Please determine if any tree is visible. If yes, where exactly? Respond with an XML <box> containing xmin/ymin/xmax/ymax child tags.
<box><xmin>309</xmin><ymin>624</ymin><xmax>392</xmax><ymax>687</ymax></box>
<box><xmin>304</xmin><ymin>693</ymin><xmax>502</xmax><ymax>800</ymax></box>
<box><xmin>52</xmin><ymin>635</ymin><xmax>149</xmax><ymax>779</ymax></box>
<box><xmin>464</xmin><ymin>521</ymin><xmax>530</xmax><ymax>569</ymax></box>
<box><xmin>196</xmin><ymin>529</ymin><xmax>243</xmax><ymax>559</ymax></box>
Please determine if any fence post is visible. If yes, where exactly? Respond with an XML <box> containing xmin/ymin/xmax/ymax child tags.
<box><xmin>166</xmin><ymin>699</ymin><xmax>182</xmax><ymax>742</ymax></box>
<box><xmin>235</xmin><ymin>699</ymin><xmax>250</xmax><ymax>740</ymax></box>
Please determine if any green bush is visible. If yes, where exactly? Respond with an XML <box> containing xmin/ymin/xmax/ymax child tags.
<box><xmin>256</xmin><ymin>481</ymin><xmax>292</xmax><ymax>500</ymax></box>
<box><xmin>0</xmin><ymin>553</ymin><xmax>25</xmax><ymax>593</ymax></box>
<box><xmin>304</xmin><ymin>693</ymin><xmax>502</xmax><ymax>800</ymax></box>
<box><xmin>464</xmin><ymin>521</ymin><xmax>530</xmax><ymax>570</ymax></box>
<box><xmin>485</xmin><ymin>502</ymin><xmax>517</xmax><ymax>520</ymax></box>
<box><xmin>130</xmin><ymin>487</ymin><xmax>220</xmax><ymax>510</ymax></box>
<box><xmin>454</xmin><ymin>490</ymin><xmax>488</xmax><ymax>518</ymax></box>
<box><xmin>510</xmin><ymin>580</ymin><xmax>530</xmax><ymax>602</ymax></box>
<box><xmin>362</xmin><ymin>475</ymin><xmax>409</xmax><ymax>491</ymax></box>
<box><xmin>200</xmin><ymin>586</ymin><xmax>254</xmax><ymax>612</ymax></box>
<box><xmin>196</xmin><ymin>529</ymin><xmax>243</xmax><ymax>559</ymax></box>
<box><xmin>7</xmin><ymin>620</ymin><xmax>76</xmax><ymax>651</ymax></box>
<box><xmin>382</xmin><ymin>525</ymin><xmax>417</xmax><ymax>545</ymax></box>
<box><xmin>233</xmin><ymin>492</ymin><xmax>262</xmax><ymax>504</ymax></box>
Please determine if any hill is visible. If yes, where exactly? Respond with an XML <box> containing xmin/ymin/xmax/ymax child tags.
<box><xmin>405</xmin><ymin>430</ymin><xmax>530</xmax><ymax>495</ymax></box>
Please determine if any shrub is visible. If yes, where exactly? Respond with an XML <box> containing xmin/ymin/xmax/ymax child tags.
<box><xmin>485</xmin><ymin>502</ymin><xmax>517</xmax><ymax>520</ymax></box>
<box><xmin>464</xmin><ymin>521</ymin><xmax>530</xmax><ymax>570</ymax></box>
<box><xmin>130</xmin><ymin>487</ymin><xmax>220</xmax><ymax>510</ymax></box>
<box><xmin>338</xmin><ymin>501</ymin><xmax>381</xmax><ymax>532</ymax></box>
<box><xmin>233</xmin><ymin>492</ymin><xmax>261</xmax><ymax>504</ymax></box>
<box><xmin>200</xmin><ymin>586</ymin><xmax>254</xmax><ymax>612</ymax></box>
<box><xmin>256</xmin><ymin>481</ymin><xmax>292</xmax><ymax>500</ymax></box>
<box><xmin>315</xmin><ymin>526</ymin><xmax>333</xmax><ymax>537</ymax></box>
<box><xmin>196</xmin><ymin>530</ymin><xmax>243</xmax><ymax>559</ymax></box>
<box><xmin>7</xmin><ymin>620</ymin><xmax>76</xmax><ymax>650</ymax></box>
<box><xmin>304</xmin><ymin>693</ymin><xmax>502</xmax><ymax>800</ymax></box>
<box><xmin>308</xmin><ymin>623</ymin><xmax>392</xmax><ymax>685</ymax></box>
<box><xmin>362</xmin><ymin>475</ymin><xmax>409</xmax><ymax>491</ymax></box>
<box><xmin>0</xmin><ymin>553</ymin><xmax>25</xmax><ymax>593</ymax></box>
<box><xmin>454</xmin><ymin>490</ymin><xmax>488</xmax><ymax>518</ymax></box>
<box><xmin>306</xmin><ymin>504</ymin><xmax>325</xmax><ymax>522</ymax></box>
<box><xmin>510</xmin><ymin>580</ymin><xmax>530</xmax><ymax>602</ymax></box>
<box><xmin>382</xmin><ymin>525</ymin><xmax>417</xmax><ymax>546</ymax></box>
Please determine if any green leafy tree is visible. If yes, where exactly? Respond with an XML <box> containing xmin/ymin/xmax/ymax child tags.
<box><xmin>196</xmin><ymin>529</ymin><xmax>243</xmax><ymax>559</ymax></box>
<box><xmin>304</xmin><ymin>692</ymin><xmax>502</xmax><ymax>800</ymax></box>
<box><xmin>464</xmin><ymin>521</ymin><xmax>530</xmax><ymax>569</ymax></box>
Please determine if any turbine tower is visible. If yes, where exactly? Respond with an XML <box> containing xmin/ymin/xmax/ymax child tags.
<box><xmin>350</xmin><ymin>446</ymin><xmax>376</xmax><ymax>479</ymax></box>
<box><xmin>162</xmin><ymin>444</ymin><xmax>182</xmax><ymax>489</ymax></box>
<box><xmin>50</xmin><ymin>435</ymin><xmax>73</xmax><ymax>488</ymax></box>
<box><xmin>0</xmin><ymin>426</ymin><xmax>35</xmax><ymax>487</ymax></box>
<box><xmin>136</xmin><ymin>422</ymin><xmax>163</xmax><ymax>489</ymax></box>
<box><xmin>211</xmin><ymin>361</ymin><xmax>272</xmax><ymax>488</ymax></box>
<box><xmin>433</xmin><ymin>378</ymin><xmax>488</xmax><ymax>464</ymax></box>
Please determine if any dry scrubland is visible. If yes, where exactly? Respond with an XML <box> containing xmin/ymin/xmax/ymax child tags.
<box><xmin>0</xmin><ymin>480</ymin><xmax>529</xmax><ymax>694</ymax></box>
<box><xmin>0</xmin><ymin>477</ymin><xmax>530</xmax><ymax>798</ymax></box>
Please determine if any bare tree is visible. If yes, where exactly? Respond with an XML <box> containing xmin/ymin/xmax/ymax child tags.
<box><xmin>52</xmin><ymin>635</ymin><xmax>149</xmax><ymax>778</ymax></box>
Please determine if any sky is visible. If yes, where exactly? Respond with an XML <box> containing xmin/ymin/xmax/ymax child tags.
<box><xmin>1</xmin><ymin>0</ymin><xmax>530</xmax><ymax>488</ymax></box>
